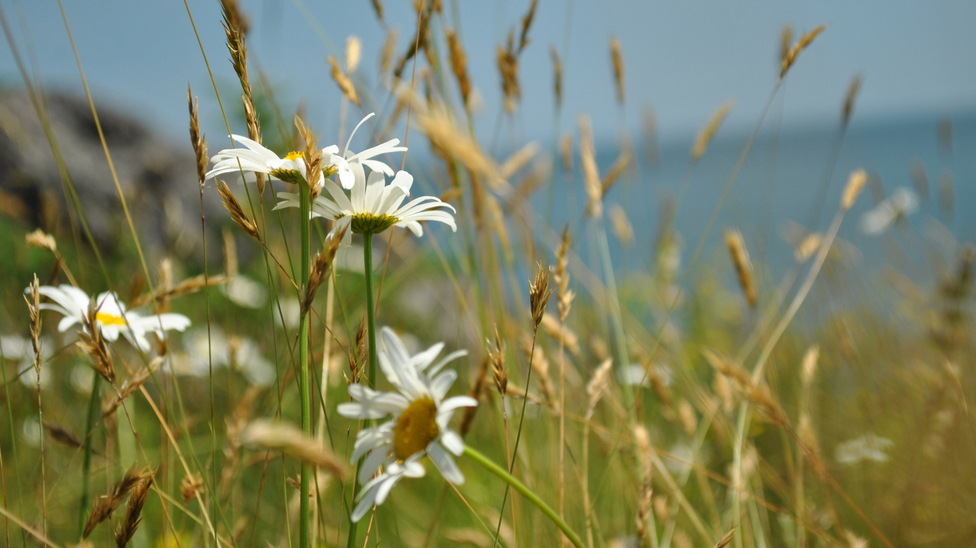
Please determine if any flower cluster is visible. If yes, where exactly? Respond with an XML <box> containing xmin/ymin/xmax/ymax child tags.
<box><xmin>337</xmin><ymin>327</ymin><xmax>476</xmax><ymax>522</ymax></box>
<box><xmin>207</xmin><ymin>113</ymin><xmax>456</xmax><ymax>241</ymax></box>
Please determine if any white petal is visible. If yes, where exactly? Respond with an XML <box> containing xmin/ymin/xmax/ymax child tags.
<box><xmin>427</xmin><ymin>443</ymin><xmax>464</xmax><ymax>484</ymax></box>
<box><xmin>439</xmin><ymin>429</ymin><xmax>465</xmax><ymax>456</ymax></box>
<box><xmin>429</xmin><ymin>369</ymin><xmax>457</xmax><ymax>401</ymax></box>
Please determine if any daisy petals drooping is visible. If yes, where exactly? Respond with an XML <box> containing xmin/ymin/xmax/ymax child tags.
<box><xmin>336</xmin><ymin>327</ymin><xmax>476</xmax><ymax>521</ymax></box>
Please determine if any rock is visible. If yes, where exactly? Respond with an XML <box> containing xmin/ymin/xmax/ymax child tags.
<box><xmin>0</xmin><ymin>88</ymin><xmax>222</xmax><ymax>258</ymax></box>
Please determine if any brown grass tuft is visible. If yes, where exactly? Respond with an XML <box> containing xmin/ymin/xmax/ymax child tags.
<box><xmin>187</xmin><ymin>87</ymin><xmax>208</xmax><ymax>187</ymax></box>
<box><xmin>841</xmin><ymin>74</ymin><xmax>862</xmax><ymax>128</ymax></box>
<box><xmin>578</xmin><ymin>115</ymin><xmax>602</xmax><ymax>218</ymax></box>
<box><xmin>517</xmin><ymin>0</ymin><xmax>538</xmax><ymax>53</ymax></box>
<box><xmin>724</xmin><ymin>229</ymin><xmax>757</xmax><ymax>307</ymax></box>
<box><xmin>529</xmin><ymin>263</ymin><xmax>553</xmax><ymax>329</ymax></box>
<box><xmin>497</xmin><ymin>32</ymin><xmax>521</xmax><ymax>114</ymax></box>
<box><xmin>217</xmin><ymin>181</ymin><xmax>260</xmax><ymax>240</ymax></box>
<box><xmin>180</xmin><ymin>473</ymin><xmax>204</xmax><ymax>504</ymax></box>
<box><xmin>239</xmin><ymin>420</ymin><xmax>347</xmax><ymax>479</ymax></box>
<box><xmin>551</xmin><ymin>45</ymin><xmax>563</xmax><ymax>111</ymax></box>
<box><xmin>446</xmin><ymin>29</ymin><xmax>472</xmax><ymax>108</ymax></box>
<box><xmin>303</xmin><ymin>224</ymin><xmax>346</xmax><ymax>316</ymax></box>
<box><xmin>610</xmin><ymin>36</ymin><xmax>625</xmax><ymax>105</ymax></box>
<box><xmin>585</xmin><ymin>359</ymin><xmax>614</xmax><ymax>418</ymax></box>
<box><xmin>84</xmin><ymin>466</ymin><xmax>151</xmax><ymax>538</ymax></box>
<box><xmin>102</xmin><ymin>357</ymin><xmax>164</xmax><ymax>419</ymax></box>
<box><xmin>328</xmin><ymin>55</ymin><xmax>360</xmax><ymax>106</ymax></box>
<box><xmin>26</xmin><ymin>228</ymin><xmax>57</xmax><ymax>253</ymax></box>
<box><xmin>114</xmin><ymin>472</ymin><xmax>153</xmax><ymax>547</ymax></box>
<box><xmin>780</xmin><ymin>24</ymin><xmax>827</xmax><ymax>78</ymax></box>
<box><xmin>691</xmin><ymin>100</ymin><xmax>734</xmax><ymax>163</ymax></box>
<box><xmin>77</xmin><ymin>299</ymin><xmax>115</xmax><ymax>384</ymax></box>
<box><xmin>840</xmin><ymin>168</ymin><xmax>868</xmax><ymax>211</ymax></box>
<box><xmin>487</xmin><ymin>326</ymin><xmax>507</xmax><ymax>396</ymax></box>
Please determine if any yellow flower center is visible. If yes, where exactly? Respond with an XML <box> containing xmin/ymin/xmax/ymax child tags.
<box><xmin>284</xmin><ymin>151</ymin><xmax>303</xmax><ymax>161</ymax></box>
<box><xmin>350</xmin><ymin>213</ymin><xmax>398</xmax><ymax>235</ymax></box>
<box><xmin>393</xmin><ymin>397</ymin><xmax>440</xmax><ymax>461</ymax></box>
<box><xmin>95</xmin><ymin>312</ymin><xmax>127</xmax><ymax>326</ymax></box>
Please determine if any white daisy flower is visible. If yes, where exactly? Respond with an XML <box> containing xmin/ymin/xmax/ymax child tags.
<box><xmin>337</xmin><ymin>327</ymin><xmax>476</xmax><ymax>522</ymax></box>
<box><xmin>33</xmin><ymin>285</ymin><xmax>191</xmax><ymax>352</ymax></box>
<box><xmin>206</xmin><ymin>135</ymin><xmax>322</xmax><ymax>187</ymax></box>
<box><xmin>330</xmin><ymin>112</ymin><xmax>407</xmax><ymax>189</ymax></box>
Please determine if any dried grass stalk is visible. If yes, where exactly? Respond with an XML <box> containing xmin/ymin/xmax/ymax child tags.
<box><xmin>517</xmin><ymin>0</ymin><xmax>538</xmax><ymax>53</ymax></box>
<box><xmin>529</xmin><ymin>264</ymin><xmax>553</xmax><ymax>329</ymax></box>
<box><xmin>724</xmin><ymin>229</ymin><xmax>757</xmax><ymax>307</ymax></box>
<box><xmin>25</xmin><ymin>275</ymin><xmax>42</xmax><ymax>375</ymax></box>
<box><xmin>601</xmin><ymin>150</ymin><xmax>631</xmax><ymax>196</ymax></box>
<box><xmin>692</xmin><ymin>100</ymin><xmax>734</xmax><ymax>163</ymax></box>
<box><xmin>801</xmin><ymin>345</ymin><xmax>819</xmax><ymax>386</ymax></box>
<box><xmin>551</xmin><ymin>45</ymin><xmax>563</xmax><ymax>110</ymax></box>
<box><xmin>487</xmin><ymin>326</ymin><xmax>507</xmax><ymax>396</ymax></box>
<box><xmin>380</xmin><ymin>28</ymin><xmax>398</xmax><ymax>82</ymax></box>
<box><xmin>541</xmin><ymin>314</ymin><xmax>579</xmax><ymax>356</ymax></box>
<box><xmin>633</xmin><ymin>423</ymin><xmax>653</xmax><ymax>544</ymax></box>
<box><xmin>345</xmin><ymin>36</ymin><xmax>362</xmax><ymax>73</ymax></box>
<box><xmin>794</xmin><ymin>233</ymin><xmax>823</xmax><ymax>263</ymax></box>
<box><xmin>26</xmin><ymin>229</ymin><xmax>57</xmax><ymax>253</ymax></box>
<box><xmin>781</xmin><ymin>25</ymin><xmax>827</xmax><ymax>78</ymax></box>
<box><xmin>608</xmin><ymin>204</ymin><xmax>635</xmax><ymax>247</ymax></box>
<box><xmin>187</xmin><ymin>88</ymin><xmax>208</xmax><ymax>187</ymax></box>
<box><xmin>559</xmin><ymin>133</ymin><xmax>573</xmax><ymax>176</ymax></box>
<box><xmin>840</xmin><ymin>168</ymin><xmax>868</xmax><ymax>211</ymax></box>
<box><xmin>497</xmin><ymin>32</ymin><xmax>521</xmax><ymax>114</ymax></box>
<box><xmin>446</xmin><ymin>29</ymin><xmax>472</xmax><ymax>108</ymax></box>
<box><xmin>702</xmin><ymin>349</ymin><xmax>751</xmax><ymax>388</ymax></box>
<box><xmin>303</xmin><ymin>225</ymin><xmax>346</xmax><ymax>315</ymax></box>
<box><xmin>77</xmin><ymin>300</ymin><xmax>115</xmax><ymax>384</ymax></box>
<box><xmin>298</xmin><ymin>118</ymin><xmax>324</xmax><ymax>200</ymax></box>
<box><xmin>779</xmin><ymin>25</ymin><xmax>794</xmax><ymax>67</ymax></box>
<box><xmin>328</xmin><ymin>56</ymin><xmax>360</xmax><ymax>106</ymax></box>
<box><xmin>841</xmin><ymin>74</ymin><xmax>862</xmax><ymax>128</ymax></box>
<box><xmin>129</xmin><ymin>273</ymin><xmax>228</xmax><ymax>309</ymax></box>
<box><xmin>553</xmin><ymin>226</ymin><xmax>575</xmax><ymax>322</ymax></box>
<box><xmin>499</xmin><ymin>142</ymin><xmax>540</xmax><ymax>180</ymax></box>
<box><xmin>43</xmin><ymin>421</ymin><xmax>83</xmax><ymax>450</ymax></box>
<box><xmin>714</xmin><ymin>527</ymin><xmax>736</xmax><ymax>548</ymax></box>
<box><xmin>114</xmin><ymin>473</ymin><xmax>153</xmax><ymax>547</ymax></box>
<box><xmin>578</xmin><ymin>115</ymin><xmax>602</xmax><ymax>218</ymax></box>
<box><xmin>610</xmin><ymin>36</ymin><xmax>625</xmax><ymax>105</ymax></box>
<box><xmin>217</xmin><ymin>181</ymin><xmax>260</xmax><ymax>240</ymax></box>
<box><xmin>585</xmin><ymin>359</ymin><xmax>613</xmax><ymax>418</ymax></box>
<box><xmin>180</xmin><ymin>473</ymin><xmax>204</xmax><ymax>504</ymax></box>
<box><xmin>83</xmin><ymin>466</ymin><xmax>151</xmax><ymax>538</ymax></box>
<box><xmin>238</xmin><ymin>420</ymin><xmax>347</xmax><ymax>478</ymax></box>
<box><xmin>102</xmin><ymin>357</ymin><xmax>164</xmax><ymax>418</ymax></box>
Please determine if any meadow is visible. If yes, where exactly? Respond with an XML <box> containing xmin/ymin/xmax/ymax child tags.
<box><xmin>0</xmin><ymin>2</ymin><xmax>973</xmax><ymax>548</ymax></box>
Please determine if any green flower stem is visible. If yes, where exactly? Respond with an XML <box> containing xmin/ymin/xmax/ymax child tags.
<box><xmin>363</xmin><ymin>232</ymin><xmax>377</xmax><ymax>386</ymax></box>
<box><xmin>299</xmin><ymin>183</ymin><xmax>312</xmax><ymax>548</ymax></box>
<box><xmin>347</xmin><ymin>231</ymin><xmax>378</xmax><ymax>548</ymax></box>
<box><xmin>464</xmin><ymin>445</ymin><xmax>585</xmax><ymax>548</ymax></box>
<box><xmin>78</xmin><ymin>371</ymin><xmax>100</xmax><ymax>538</ymax></box>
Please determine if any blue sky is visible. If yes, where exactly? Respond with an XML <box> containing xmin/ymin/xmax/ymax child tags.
<box><xmin>2</xmin><ymin>0</ymin><xmax>975</xmax><ymax>147</ymax></box>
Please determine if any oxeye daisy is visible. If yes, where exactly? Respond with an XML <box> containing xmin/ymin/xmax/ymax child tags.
<box><xmin>337</xmin><ymin>327</ymin><xmax>476</xmax><ymax>522</ymax></box>
<box><xmin>205</xmin><ymin>136</ymin><xmax>326</xmax><ymax>187</ymax></box>
<box><xmin>274</xmin><ymin>168</ymin><xmax>457</xmax><ymax>241</ymax></box>
<box><xmin>32</xmin><ymin>285</ymin><xmax>190</xmax><ymax>352</ymax></box>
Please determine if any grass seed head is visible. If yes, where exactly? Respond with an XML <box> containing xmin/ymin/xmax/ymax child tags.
<box><xmin>841</xmin><ymin>168</ymin><xmax>868</xmax><ymax>211</ymax></box>
<box><xmin>84</xmin><ymin>466</ymin><xmax>151</xmax><ymax>538</ymax></box>
<box><xmin>529</xmin><ymin>263</ymin><xmax>553</xmax><ymax>329</ymax></box>
<box><xmin>345</xmin><ymin>35</ymin><xmax>362</xmax><ymax>73</ymax></box>
<box><xmin>77</xmin><ymin>299</ymin><xmax>115</xmax><ymax>384</ymax></box>
<box><xmin>586</xmin><ymin>358</ymin><xmax>614</xmax><ymax>418</ymax></box>
<box><xmin>115</xmin><ymin>473</ymin><xmax>153</xmax><ymax>548</ymax></box>
<box><xmin>550</xmin><ymin>45</ymin><xmax>563</xmax><ymax>110</ymax></box>
<box><xmin>842</xmin><ymin>74</ymin><xmax>862</xmax><ymax>128</ymax></box>
<box><xmin>187</xmin><ymin>88</ymin><xmax>208</xmax><ymax>187</ymax></box>
<box><xmin>446</xmin><ymin>29</ymin><xmax>472</xmax><ymax>108</ymax></box>
<box><xmin>578</xmin><ymin>115</ymin><xmax>603</xmax><ymax>218</ymax></box>
<box><xmin>781</xmin><ymin>24</ymin><xmax>827</xmax><ymax>78</ymax></box>
<box><xmin>26</xmin><ymin>228</ymin><xmax>57</xmax><ymax>253</ymax></box>
<box><xmin>610</xmin><ymin>36</ymin><xmax>625</xmax><ymax>105</ymax></box>
<box><xmin>517</xmin><ymin>0</ymin><xmax>538</xmax><ymax>53</ymax></box>
<box><xmin>217</xmin><ymin>181</ymin><xmax>261</xmax><ymax>241</ymax></box>
<box><xmin>724</xmin><ymin>229</ymin><xmax>757</xmax><ymax>307</ymax></box>
<box><xmin>488</xmin><ymin>326</ymin><xmax>507</xmax><ymax>396</ymax></box>
<box><xmin>328</xmin><ymin>55</ymin><xmax>360</xmax><ymax>106</ymax></box>
<box><xmin>692</xmin><ymin>100</ymin><xmax>734</xmax><ymax>163</ymax></box>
